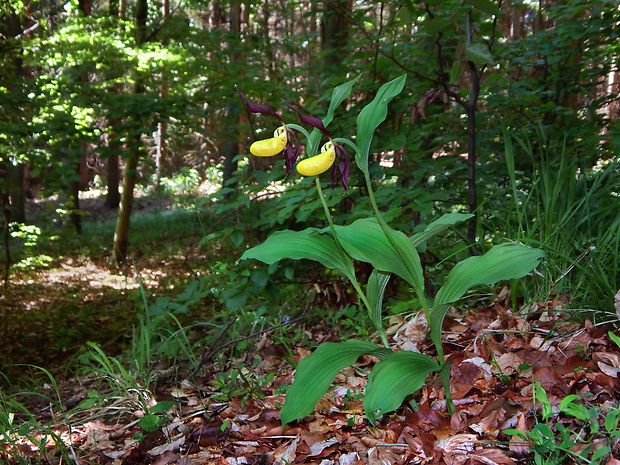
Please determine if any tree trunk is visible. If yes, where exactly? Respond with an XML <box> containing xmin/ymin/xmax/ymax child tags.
<box><xmin>155</xmin><ymin>0</ymin><xmax>169</xmax><ymax>188</ymax></box>
<box><xmin>2</xmin><ymin>6</ymin><xmax>29</xmax><ymax>224</ymax></box>
<box><xmin>68</xmin><ymin>176</ymin><xmax>82</xmax><ymax>233</ymax></box>
<box><xmin>320</xmin><ymin>0</ymin><xmax>350</xmax><ymax>74</ymax></box>
<box><xmin>64</xmin><ymin>0</ymin><xmax>95</xmax><ymax>233</ymax></box>
<box><xmin>1</xmin><ymin>158</ymin><xmax>12</xmax><ymax>285</ymax></box>
<box><xmin>105</xmin><ymin>149</ymin><xmax>121</xmax><ymax>210</ymax></box>
<box><xmin>112</xmin><ymin>153</ymin><xmax>138</xmax><ymax>263</ymax></box>
<box><xmin>8</xmin><ymin>162</ymin><xmax>25</xmax><ymax>224</ymax></box>
<box><xmin>464</xmin><ymin>11</ymin><xmax>480</xmax><ymax>252</ymax></box>
<box><xmin>106</xmin><ymin>0</ymin><xmax>122</xmax><ymax>209</ymax></box>
<box><xmin>221</xmin><ymin>106</ymin><xmax>239</xmax><ymax>193</ymax></box>
<box><xmin>112</xmin><ymin>0</ymin><xmax>147</xmax><ymax>265</ymax></box>
<box><xmin>219</xmin><ymin>0</ymin><xmax>241</xmax><ymax>198</ymax></box>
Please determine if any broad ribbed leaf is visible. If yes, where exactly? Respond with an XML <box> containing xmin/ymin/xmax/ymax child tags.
<box><xmin>430</xmin><ymin>243</ymin><xmax>544</xmax><ymax>349</ymax></box>
<box><xmin>356</xmin><ymin>75</ymin><xmax>406</xmax><ymax>175</ymax></box>
<box><xmin>364</xmin><ymin>351</ymin><xmax>441</xmax><ymax>425</ymax></box>
<box><xmin>241</xmin><ymin>228</ymin><xmax>356</xmax><ymax>282</ymax></box>
<box><xmin>332</xmin><ymin>219</ymin><xmax>424</xmax><ymax>293</ymax></box>
<box><xmin>365</xmin><ymin>213</ymin><xmax>471</xmax><ymax>329</ymax></box>
<box><xmin>410</xmin><ymin>213</ymin><xmax>473</xmax><ymax>248</ymax></box>
<box><xmin>324</xmin><ymin>74</ymin><xmax>361</xmax><ymax>128</ymax></box>
<box><xmin>280</xmin><ymin>340</ymin><xmax>383</xmax><ymax>424</ymax></box>
<box><xmin>366</xmin><ymin>269</ymin><xmax>391</xmax><ymax>331</ymax></box>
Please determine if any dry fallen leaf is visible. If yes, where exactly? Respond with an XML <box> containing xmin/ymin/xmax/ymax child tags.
<box><xmin>308</xmin><ymin>437</ymin><xmax>339</xmax><ymax>456</ymax></box>
<box><xmin>152</xmin><ymin>450</ymin><xmax>180</xmax><ymax>465</ymax></box>
<box><xmin>469</xmin><ymin>448</ymin><xmax>516</xmax><ymax>465</ymax></box>
<box><xmin>273</xmin><ymin>436</ymin><xmax>299</xmax><ymax>465</ymax></box>
<box><xmin>508</xmin><ymin>413</ymin><xmax>529</xmax><ymax>455</ymax></box>
<box><xmin>435</xmin><ymin>434</ymin><xmax>477</xmax><ymax>454</ymax></box>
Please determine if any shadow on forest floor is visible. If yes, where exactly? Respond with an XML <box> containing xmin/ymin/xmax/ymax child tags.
<box><xmin>0</xmin><ymin>191</ymin><xmax>213</xmax><ymax>383</ymax></box>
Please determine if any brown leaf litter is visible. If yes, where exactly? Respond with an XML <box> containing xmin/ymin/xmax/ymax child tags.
<box><xmin>3</xmin><ymin>292</ymin><xmax>620</xmax><ymax>465</ymax></box>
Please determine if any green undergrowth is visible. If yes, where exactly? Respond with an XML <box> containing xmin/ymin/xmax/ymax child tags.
<box><xmin>481</xmin><ymin>127</ymin><xmax>620</xmax><ymax>321</ymax></box>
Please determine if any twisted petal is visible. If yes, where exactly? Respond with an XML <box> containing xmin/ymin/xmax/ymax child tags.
<box><xmin>285</xmin><ymin>103</ymin><xmax>332</xmax><ymax>139</ymax></box>
<box><xmin>236</xmin><ymin>87</ymin><xmax>283</xmax><ymax>122</ymax></box>
<box><xmin>283</xmin><ymin>128</ymin><xmax>301</xmax><ymax>178</ymax></box>
<box><xmin>332</xmin><ymin>143</ymin><xmax>349</xmax><ymax>191</ymax></box>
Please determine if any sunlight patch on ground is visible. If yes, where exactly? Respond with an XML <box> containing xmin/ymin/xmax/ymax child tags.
<box><xmin>46</xmin><ymin>263</ymin><xmax>139</xmax><ymax>290</ymax></box>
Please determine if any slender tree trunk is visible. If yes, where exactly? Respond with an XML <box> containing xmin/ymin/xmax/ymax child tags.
<box><xmin>221</xmin><ymin>106</ymin><xmax>239</xmax><ymax>191</ymax></box>
<box><xmin>1</xmin><ymin>157</ymin><xmax>11</xmax><ymax>285</ymax></box>
<box><xmin>320</xmin><ymin>0</ymin><xmax>350</xmax><ymax>74</ymax></box>
<box><xmin>106</xmin><ymin>0</ymin><xmax>122</xmax><ymax>209</ymax></box>
<box><xmin>155</xmin><ymin>0</ymin><xmax>169</xmax><ymax>188</ymax></box>
<box><xmin>3</xmin><ymin>8</ymin><xmax>28</xmax><ymax>224</ymax></box>
<box><xmin>112</xmin><ymin>153</ymin><xmax>138</xmax><ymax>263</ymax></box>
<box><xmin>8</xmin><ymin>162</ymin><xmax>25</xmax><ymax>224</ymax></box>
<box><xmin>106</xmin><ymin>126</ymin><xmax>121</xmax><ymax>209</ymax></box>
<box><xmin>112</xmin><ymin>0</ymin><xmax>147</xmax><ymax>265</ymax></box>
<box><xmin>464</xmin><ymin>11</ymin><xmax>479</xmax><ymax>252</ymax></box>
<box><xmin>64</xmin><ymin>0</ymin><xmax>95</xmax><ymax>233</ymax></box>
<box><xmin>68</xmin><ymin>178</ymin><xmax>82</xmax><ymax>232</ymax></box>
<box><xmin>220</xmin><ymin>1</ymin><xmax>241</xmax><ymax>198</ymax></box>
<box><xmin>465</xmin><ymin>95</ymin><xmax>478</xmax><ymax>250</ymax></box>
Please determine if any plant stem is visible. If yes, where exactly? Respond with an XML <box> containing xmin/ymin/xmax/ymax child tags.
<box><xmin>315</xmin><ymin>178</ymin><xmax>389</xmax><ymax>348</ymax></box>
<box><xmin>438</xmin><ymin>362</ymin><xmax>455</xmax><ymax>415</ymax></box>
<box><xmin>363</xmin><ymin>173</ymin><xmax>431</xmax><ymax>320</ymax></box>
<box><xmin>364</xmin><ymin>172</ymin><xmax>454</xmax><ymax>410</ymax></box>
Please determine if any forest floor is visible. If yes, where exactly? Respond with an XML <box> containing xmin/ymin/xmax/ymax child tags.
<box><xmin>2</xmin><ymin>194</ymin><xmax>620</xmax><ymax>465</ymax></box>
<box><xmin>1</xmin><ymin>191</ymin><xmax>210</xmax><ymax>376</ymax></box>
<box><xmin>4</xmin><ymin>296</ymin><xmax>620</xmax><ymax>465</ymax></box>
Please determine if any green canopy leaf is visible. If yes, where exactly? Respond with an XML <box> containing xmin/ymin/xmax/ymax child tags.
<box><xmin>424</xmin><ymin>17</ymin><xmax>453</xmax><ymax>35</ymax></box>
<box><xmin>364</xmin><ymin>351</ymin><xmax>441</xmax><ymax>425</ymax></box>
<box><xmin>280</xmin><ymin>340</ymin><xmax>384</xmax><ymax>425</ymax></box>
<box><xmin>466</xmin><ymin>43</ymin><xmax>493</xmax><ymax>64</ymax></box>
<box><xmin>469</xmin><ymin>0</ymin><xmax>501</xmax><ymax>16</ymax></box>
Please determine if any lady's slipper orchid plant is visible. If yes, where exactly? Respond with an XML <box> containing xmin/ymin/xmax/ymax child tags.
<box><xmin>285</xmin><ymin>103</ymin><xmax>350</xmax><ymax>189</ymax></box>
<box><xmin>237</xmin><ymin>87</ymin><xmax>349</xmax><ymax>189</ymax></box>
<box><xmin>237</xmin><ymin>75</ymin><xmax>545</xmax><ymax>428</ymax></box>
<box><xmin>236</xmin><ymin>87</ymin><xmax>300</xmax><ymax>177</ymax></box>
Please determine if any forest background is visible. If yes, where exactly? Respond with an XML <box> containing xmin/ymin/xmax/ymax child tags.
<box><xmin>2</xmin><ymin>0</ymin><xmax>620</xmax><ymax>377</ymax></box>
<box><xmin>1</xmin><ymin>0</ymin><xmax>620</xmax><ymax>461</ymax></box>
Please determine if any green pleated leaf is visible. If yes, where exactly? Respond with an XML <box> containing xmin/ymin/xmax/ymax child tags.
<box><xmin>366</xmin><ymin>269</ymin><xmax>391</xmax><ymax>331</ymax></box>
<box><xmin>430</xmin><ymin>243</ymin><xmax>545</xmax><ymax>349</ymax></box>
<box><xmin>280</xmin><ymin>340</ymin><xmax>383</xmax><ymax>425</ymax></box>
<box><xmin>356</xmin><ymin>75</ymin><xmax>407</xmax><ymax>175</ymax></box>
<box><xmin>324</xmin><ymin>74</ymin><xmax>361</xmax><ymax>128</ymax></box>
<box><xmin>332</xmin><ymin>218</ymin><xmax>424</xmax><ymax>294</ymax></box>
<box><xmin>365</xmin><ymin>213</ymin><xmax>472</xmax><ymax>331</ymax></box>
<box><xmin>241</xmin><ymin>228</ymin><xmax>356</xmax><ymax>282</ymax></box>
<box><xmin>410</xmin><ymin>213</ymin><xmax>473</xmax><ymax>248</ymax></box>
<box><xmin>364</xmin><ymin>351</ymin><xmax>441</xmax><ymax>425</ymax></box>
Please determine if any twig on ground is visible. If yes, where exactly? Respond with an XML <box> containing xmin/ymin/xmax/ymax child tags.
<box><xmin>188</xmin><ymin>303</ymin><xmax>315</xmax><ymax>380</ymax></box>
